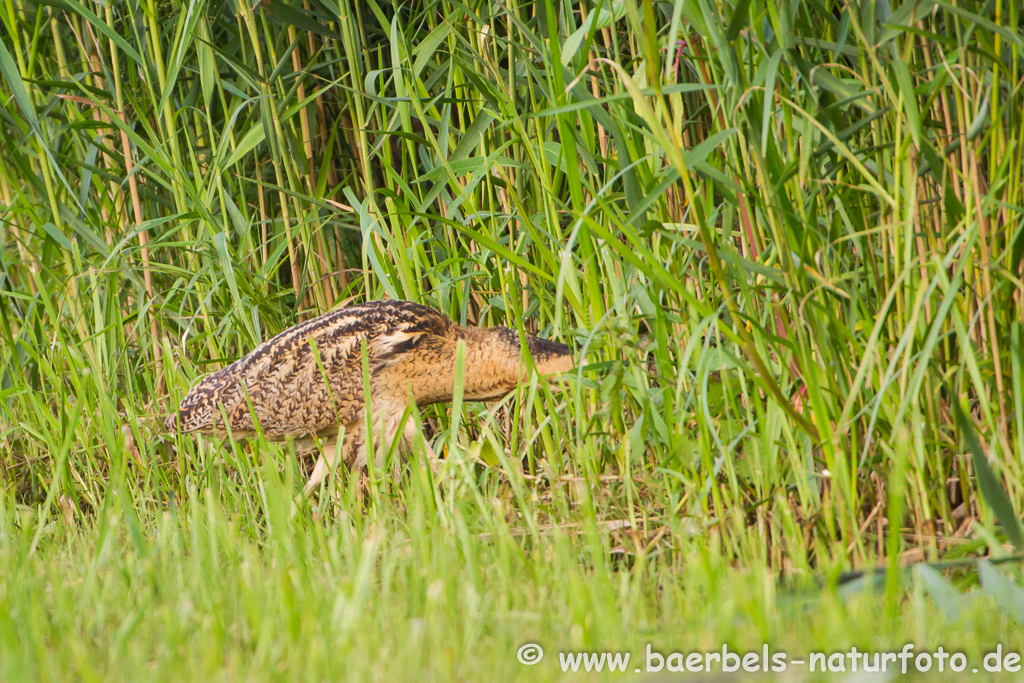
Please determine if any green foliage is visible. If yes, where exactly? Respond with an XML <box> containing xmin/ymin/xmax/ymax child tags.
<box><xmin>1</xmin><ymin>0</ymin><xmax>1023</xmax><ymax>678</ymax></box>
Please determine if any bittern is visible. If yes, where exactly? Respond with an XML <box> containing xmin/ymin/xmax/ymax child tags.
<box><xmin>165</xmin><ymin>300</ymin><xmax>573</xmax><ymax>494</ymax></box>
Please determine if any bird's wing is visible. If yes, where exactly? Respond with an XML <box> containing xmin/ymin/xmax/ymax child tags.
<box><xmin>228</xmin><ymin>305</ymin><xmax>450</xmax><ymax>437</ymax></box>
<box><xmin>227</xmin><ymin>315</ymin><xmax>372</xmax><ymax>437</ymax></box>
<box><xmin>170</xmin><ymin>301</ymin><xmax>452</xmax><ymax>438</ymax></box>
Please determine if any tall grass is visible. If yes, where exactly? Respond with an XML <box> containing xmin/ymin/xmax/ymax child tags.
<box><xmin>2</xmin><ymin>0</ymin><xmax>1024</xmax><ymax>678</ymax></box>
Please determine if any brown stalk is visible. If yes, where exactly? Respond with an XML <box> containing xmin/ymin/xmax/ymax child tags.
<box><xmin>103</xmin><ymin>2</ymin><xmax>162</xmax><ymax>390</ymax></box>
<box><xmin>970</xmin><ymin>147</ymin><xmax>1009</xmax><ymax>444</ymax></box>
<box><xmin>238</xmin><ymin>0</ymin><xmax>302</xmax><ymax>316</ymax></box>
<box><xmin>289</xmin><ymin>24</ymin><xmax>334</xmax><ymax>309</ymax></box>
<box><xmin>79</xmin><ymin>21</ymin><xmax>118</xmax><ymax>246</ymax></box>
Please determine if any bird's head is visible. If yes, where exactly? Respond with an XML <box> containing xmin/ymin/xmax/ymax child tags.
<box><xmin>456</xmin><ymin>326</ymin><xmax>574</xmax><ymax>401</ymax></box>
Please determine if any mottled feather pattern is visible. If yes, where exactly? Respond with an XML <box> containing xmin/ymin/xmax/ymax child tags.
<box><xmin>167</xmin><ymin>301</ymin><xmax>450</xmax><ymax>436</ymax></box>
<box><xmin>166</xmin><ymin>300</ymin><xmax>573</xmax><ymax>492</ymax></box>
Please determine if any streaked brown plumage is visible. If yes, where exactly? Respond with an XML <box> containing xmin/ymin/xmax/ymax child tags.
<box><xmin>165</xmin><ymin>300</ymin><xmax>573</xmax><ymax>494</ymax></box>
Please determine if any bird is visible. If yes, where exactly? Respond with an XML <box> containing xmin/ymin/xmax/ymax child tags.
<box><xmin>165</xmin><ymin>300</ymin><xmax>574</xmax><ymax>494</ymax></box>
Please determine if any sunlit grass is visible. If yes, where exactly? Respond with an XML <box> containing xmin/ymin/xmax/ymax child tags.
<box><xmin>1</xmin><ymin>0</ymin><xmax>1023</xmax><ymax>679</ymax></box>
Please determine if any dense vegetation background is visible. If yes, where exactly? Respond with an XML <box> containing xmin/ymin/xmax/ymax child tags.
<box><xmin>1</xmin><ymin>0</ymin><xmax>1024</xmax><ymax>679</ymax></box>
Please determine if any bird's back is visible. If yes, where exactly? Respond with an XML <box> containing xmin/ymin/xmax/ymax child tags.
<box><xmin>166</xmin><ymin>300</ymin><xmax>452</xmax><ymax>439</ymax></box>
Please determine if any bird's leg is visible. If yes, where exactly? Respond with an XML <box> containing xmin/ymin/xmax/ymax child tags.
<box><xmin>302</xmin><ymin>438</ymin><xmax>339</xmax><ymax>497</ymax></box>
<box><xmin>423</xmin><ymin>434</ymin><xmax>440</xmax><ymax>473</ymax></box>
<box><xmin>369</xmin><ymin>405</ymin><xmax>411</xmax><ymax>470</ymax></box>
<box><xmin>399</xmin><ymin>414</ymin><xmax>440</xmax><ymax>474</ymax></box>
